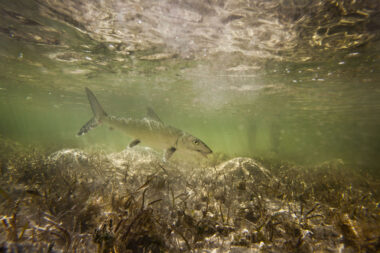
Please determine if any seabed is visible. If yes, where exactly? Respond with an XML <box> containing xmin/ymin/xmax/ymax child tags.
<box><xmin>0</xmin><ymin>137</ymin><xmax>379</xmax><ymax>253</ymax></box>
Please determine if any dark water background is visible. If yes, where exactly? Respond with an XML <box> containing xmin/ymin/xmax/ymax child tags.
<box><xmin>0</xmin><ymin>0</ymin><xmax>379</xmax><ymax>171</ymax></box>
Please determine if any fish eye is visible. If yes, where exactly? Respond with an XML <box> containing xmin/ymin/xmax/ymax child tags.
<box><xmin>193</xmin><ymin>139</ymin><xmax>199</xmax><ymax>145</ymax></box>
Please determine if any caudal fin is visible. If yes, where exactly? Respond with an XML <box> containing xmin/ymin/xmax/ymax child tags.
<box><xmin>77</xmin><ymin>87</ymin><xmax>108</xmax><ymax>136</ymax></box>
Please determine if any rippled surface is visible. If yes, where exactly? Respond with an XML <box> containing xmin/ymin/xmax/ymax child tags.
<box><xmin>0</xmin><ymin>0</ymin><xmax>380</xmax><ymax>169</ymax></box>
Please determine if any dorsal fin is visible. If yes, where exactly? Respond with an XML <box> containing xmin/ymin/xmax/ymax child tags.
<box><xmin>147</xmin><ymin>107</ymin><xmax>163</xmax><ymax>123</ymax></box>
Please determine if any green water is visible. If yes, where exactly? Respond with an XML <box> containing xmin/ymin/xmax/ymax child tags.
<box><xmin>1</xmin><ymin>0</ymin><xmax>380</xmax><ymax>170</ymax></box>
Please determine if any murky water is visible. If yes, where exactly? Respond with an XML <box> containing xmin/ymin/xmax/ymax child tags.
<box><xmin>1</xmin><ymin>1</ymin><xmax>380</xmax><ymax>252</ymax></box>
<box><xmin>1</xmin><ymin>0</ymin><xmax>379</xmax><ymax>169</ymax></box>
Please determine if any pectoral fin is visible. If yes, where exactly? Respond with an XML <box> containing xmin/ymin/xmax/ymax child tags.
<box><xmin>128</xmin><ymin>139</ymin><xmax>141</xmax><ymax>148</ymax></box>
<box><xmin>164</xmin><ymin>147</ymin><xmax>176</xmax><ymax>161</ymax></box>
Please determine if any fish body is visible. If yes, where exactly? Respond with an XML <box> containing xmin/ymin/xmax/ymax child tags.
<box><xmin>78</xmin><ymin>88</ymin><xmax>212</xmax><ymax>160</ymax></box>
<box><xmin>105</xmin><ymin>116</ymin><xmax>181</xmax><ymax>150</ymax></box>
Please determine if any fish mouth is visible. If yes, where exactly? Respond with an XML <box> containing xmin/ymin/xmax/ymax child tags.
<box><xmin>197</xmin><ymin>149</ymin><xmax>212</xmax><ymax>157</ymax></box>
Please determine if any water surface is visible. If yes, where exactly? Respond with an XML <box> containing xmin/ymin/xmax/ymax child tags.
<box><xmin>0</xmin><ymin>0</ymin><xmax>379</xmax><ymax>170</ymax></box>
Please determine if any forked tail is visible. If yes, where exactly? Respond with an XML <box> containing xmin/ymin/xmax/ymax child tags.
<box><xmin>77</xmin><ymin>87</ymin><xmax>108</xmax><ymax>136</ymax></box>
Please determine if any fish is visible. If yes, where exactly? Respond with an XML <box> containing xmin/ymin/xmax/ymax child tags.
<box><xmin>77</xmin><ymin>87</ymin><xmax>212</xmax><ymax>160</ymax></box>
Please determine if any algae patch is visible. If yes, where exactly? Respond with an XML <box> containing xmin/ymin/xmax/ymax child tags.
<box><xmin>0</xmin><ymin>140</ymin><xmax>379</xmax><ymax>252</ymax></box>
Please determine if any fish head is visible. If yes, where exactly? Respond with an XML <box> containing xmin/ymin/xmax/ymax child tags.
<box><xmin>178</xmin><ymin>133</ymin><xmax>212</xmax><ymax>157</ymax></box>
